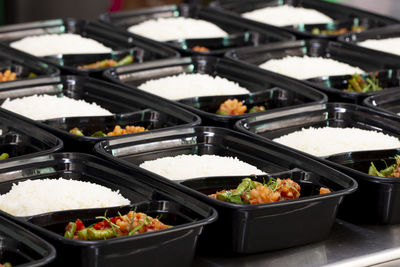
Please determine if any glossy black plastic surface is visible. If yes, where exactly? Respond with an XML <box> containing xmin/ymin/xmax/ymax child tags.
<box><xmin>0</xmin><ymin>108</ymin><xmax>62</xmax><ymax>163</ymax></box>
<box><xmin>99</xmin><ymin>4</ymin><xmax>295</xmax><ymax>56</ymax></box>
<box><xmin>225</xmin><ymin>39</ymin><xmax>400</xmax><ymax>104</ymax></box>
<box><xmin>0</xmin><ymin>19</ymin><xmax>178</xmax><ymax>77</ymax></box>
<box><xmin>363</xmin><ymin>87</ymin><xmax>400</xmax><ymax>116</ymax></box>
<box><xmin>0</xmin><ymin>153</ymin><xmax>217</xmax><ymax>267</ymax></box>
<box><xmin>326</xmin><ymin>149</ymin><xmax>400</xmax><ymax>224</ymax></box>
<box><xmin>308</xmin><ymin>69</ymin><xmax>400</xmax><ymax>104</ymax></box>
<box><xmin>235</xmin><ymin>102</ymin><xmax>400</xmax><ymax>224</ymax></box>
<box><xmin>0</xmin><ymin>43</ymin><xmax>59</xmax><ymax>89</ymax></box>
<box><xmin>94</xmin><ymin>126</ymin><xmax>357</xmax><ymax>253</ymax></box>
<box><xmin>211</xmin><ymin>0</ymin><xmax>399</xmax><ymax>39</ymax></box>
<box><xmin>0</xmin><ymin>75</ymin><xmax>200</xmax><ymax>152</ymax></box>
<box><xmin>104</xmin><ymin>56</ymin><xmax>327</xmax><ymax>128</ymax></box>
<box><xmin>0</xmin><ymin>214</ymin><xmax>56</xmax><ymax>267</ymax></box>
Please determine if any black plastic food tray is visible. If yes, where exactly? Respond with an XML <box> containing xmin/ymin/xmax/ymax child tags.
<box><xmin>0</xmin><ymin>152</ymin><xmax>217</xmax><ymax>267</ymax></box>
<box><xmin>0</xmin><ymin>213</ymin><xmax>56</xmax><ymax>266</ymax></box>
<box><xmin>211</xmin><ymin>0</ymin><xmax>399</xmax><ymax>39</ymax></box>
<box><xmin>0</xmin><ymin>75</ymin><xmax>200</xmax><ymax>152</ymax></box>
<box><xmin>0</xmin><ymin>42</ymin><xmax>59</xmax><ymax>88</ymax></box>
<box><xmin>225</xmin><ymin>39</ymin><xmax>400</xmax><ymax>104</ymax></box>
<box><xmin>99</xmin><ymin>4</ymin><xmax>295</xmax><ymax>56</ymax></box>
<box><xmin>103</xmin><ymin>56</ymin><xmax>327</xmax><ymax>128</ymax></box>
<box><xmin>235</xmin><ymin>102</ymin><xmax>400</xmax><ymax>224</ymax></box>
<box><xmin>363</xmin><ymin>87</ymin><xmax>400</xmax><ymax>116</ymax></box>
<box><xmin>0</xmin><ymin>18</ymin><xmax>178</xmax><ymax>78</ymax></box>
<box><xmin>325</xmin><ymin>149</ymin><xmax>400</xmax><ymax>224</ymax></box>
<box><xmin>94</xmin><ymin>126</ymin><xmax>357</xmax><ymax>253</ymax></box>
<box><xmin>0</xmin><ymin>108</ymin><xmax>62</xmax><ymax>163</ymax></box>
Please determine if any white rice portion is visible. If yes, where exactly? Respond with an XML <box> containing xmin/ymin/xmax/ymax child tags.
<box><xmin>1</xmin><ymin>94</ymin><xmax>112</xmax><ymax>120</ymax></box>
<box><xmin>10</xmin><ymin>33</ymin><xmax>112</xmax><ymax>57</ymax></box>
<box><xmin>242</xmin><ymin>5</ymin><xmax>333</xmax><ymax>27</ymax></box>
<box><xmin>273</xmin><ymin>127</ymin><xmax>400</xmax><ymax>157</ymax></box>
<box><xmin>0</xmin><ymin>178</ymin><xmax>130</xmax><ymax>216</ymax></box>
<box><xmin>127</xmin><ymin>17</ymin><xmax>228</xmax><ymax>41</ymax></box>
<box><xmin>139</xmin><ymin>155</ymin><xmax>264</xmax><ymax>180</ymax></box>
<box><xmin>358</xmin><ymin>38</ymin><xmax>400</xmax><ymax>56</ymax></box>
<box><xmin>138</xmin><ymin>73</ymin><xmax>249</xmax><ymax>100</ymax></box>
<box><xmin>259</xmin><ymin>56</ymin><xmax>365</xmax><ymax>80</ymax></box>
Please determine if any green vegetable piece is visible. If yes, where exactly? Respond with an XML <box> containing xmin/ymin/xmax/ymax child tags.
<box><xmin>249</xmin><ymin>106</ymin><xmax>266</xmax><ymax>113</ymax></box>
<box><xmin>216</xmin><ymin>191</ymin><xmax>231</xmax><ymax>202</ymax></box>
<box><xmin>28</xmin><ymin>72</ymin><xmax>37</xmax><ymax>78</ymax></box>
<box><xmin>69</xmin><ymin>128</ymin><xmax>84</xmax><ymax>136</ymax></box>
<box><xmin>228</xmin><ymin>194</ymin><xmax>244</xmax><ymax>204</ymax></box>
<box><xmin>3</xmin><ymin>263</ymin><xmax>12</xmax><ymax>267</ymax></box>
<box><xmin>380</xmin><ymin>164</ymin><xmax>395</xmax><ymax>177</ymax></box>
<box><xmin>64</xmin><ymin>222</ymin><xmax>77</xmax><ymax>239</ymax></box>
<box><xmin>368</xmin><ymin>162</ymin><xmax>385</xmax><ymax>177</ymax></box>
<box><xmin>236</xmin><ymin>178</ymin><xmax>252</xmax><ymax>194</ymax></box>
<box><xmin>87</xmin><ymin>228</ymin><xmax>115</xmax><ymax>240</ymax></box>
<box><xmin>91</xmin><ymin>131</ymin><xmax>106</xmax><ymax>137</ymax></box>
<box><xmin>311</xmin><ymin>28</ymin><xmax>320</xmax><ymax>35</ymax></box>
<box><xmin>116</xmin><ymin>55</ymin><xmax>134</xmax><ymax>66</ymax></box>
<box><xmin>216</xmin><ymin>110</ymin><xmax>229</xmax><ymax>115</ymax></box>
<box><xmin>0</xmin><ymin>153</ymin><xmax>9</xmax><ymax>160</ymax></box>
<box><xmin>77</xmin><ymin>228</ymin><xmax>88</xmax><ymax>240</ymax></box>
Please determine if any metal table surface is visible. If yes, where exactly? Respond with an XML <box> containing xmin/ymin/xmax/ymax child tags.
<box><xmin>194</xmin><ymin>220</ymin><xmax>400</xmax><ymax>267</ymax></box>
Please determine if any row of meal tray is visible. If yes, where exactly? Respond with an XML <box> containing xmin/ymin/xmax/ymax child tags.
<box><xmin>0</xmin><ymin>0</ymin><xmax>400</xmax><ymax>266</ymax></box>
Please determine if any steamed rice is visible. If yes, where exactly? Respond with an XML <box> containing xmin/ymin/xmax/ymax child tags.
<box><xmin>138</xmin><ymin>73</ymin><xmax>249</xmax><ymax>100</ymax></box>
<box><xmin>10</xmin><ymin>33</ymin><xmax>112</xmax><ymax>57</ymax></box>
<box><xmin>358</xmin><ymin>37</ymin><xmax>400</xmax><ymax>56</ymax></box>
<box><xmin>259</xmin><ymin>56</ymin><xmax>365</xmax><ymax>80</ymax></box>
<box><xmin>242</xmin><ymin>5</ymin><xmax>333</xmax><ymax>27</ymax></box>
<box><xmin>139</xmin><ymin>155</ymin><xmax>264</xmax><ymax>180</ymax></box>
<box><xmin>1</xmin><ymin>94</ymin><xmax>112</xmax><ymax>120</ymax></box>
<box><xmin>0</xmin><ymin>178</ymin><xmax>130</xmax><ymax>216</ymax></box>
<box><xmin>127</xmin><ymin>17</ymin><xmax>228</xmax><ymax>41</ymax></box>
<box><xmin>273</xmin><ymin>127</ymin><xmax>400</xmax><ymax>157</ymax></box>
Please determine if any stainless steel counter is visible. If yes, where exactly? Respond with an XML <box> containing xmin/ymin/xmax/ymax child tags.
<box><xmin>194</xmin><ymin>220</ymin><xmax>400</xmax><ymax>267</ymax></box>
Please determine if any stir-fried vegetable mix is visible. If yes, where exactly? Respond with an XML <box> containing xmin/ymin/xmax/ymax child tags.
<box><xmin>64</xmin><ymin>211</ymin><xmax>170</xmax><ymax>241</ymax></box>
<box><xmin>216</xmin><ymin>99</ymin><xmax>266</xmax><ymax>115</ymax></box>
<box><xmin>311</xmin><ymin>25</ymin><xmax>365</xmax><ymax>35</ymax></box>
<box><xmin>369</xmin><ymin>155</ymin><xmax>400</xmax><ymax>177</ymax></box>
<box><xmin>209</xmin><ymin>178</ymin><xmax>300</xmax><ymax>204</ymax></box>
<box><xmin>0</xmin><ymin>262</ymin><xmax>11</xmax><ymax>267</ymax></box>
<box><xmin>345</xmin><ymin>73</ymin><xmax>382</xmax><ymax>93</ymax></box>
<box><xmin>209</xmin><ymin>177</ymin><xmax>331</xmax><ymax>204</ymax></box>
<box><xmin>69</xmin><ymin>125</ymin><xmax>147</xmax><ymax>137</ymax></box>
<box><xmin>78</xmin><ymin>55</ymin><xmax>134</xmax><ymax>69</ymax></box>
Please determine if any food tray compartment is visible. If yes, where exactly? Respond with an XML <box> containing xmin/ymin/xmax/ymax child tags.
<box><xmin>363</xmin><ymin>88</ymin><xmax>400</xmax><ymax>116</ymax></box>
<box><xmin>0</xmin><ymin>75</ymin><xmax>200</xmax><ymax>152</ymax></box>
<box><xmin>307</xmin><ymin>69</ymin><xmax>400</xmax><ymax>104</ymax></box>
<box><xmin>0</xmin><ymin>152</ymin><xmax>217</xmax><ymax>267</ymax></box>
<box><xmin>94</xmin><ymin>126</ymin><xmax>357</xmax><ymax>253</ymax></box>
<box><xmin>0</xmin><ymin>43</ymin><xmax>59</xmax><ymax>88</ymax></box>
<box><xmin>235</xmin><ymin>102</ymin><xmax>400</xmax><ymax>224</ymax></box>
<box><xmin>103</xmin><ymin>56</ymin><xmax>326</xmax><ymax>128</ymax></box>
<box><xmin>99</xmin><ymin>4</ymin><xmax>295</xmax><ymax>56</ymax></box>
<box><xmin>0</xmin><ymin>214</ymin><xmax>56</xmax><ymax>266</ymax></box>
<box><xmin>225</xmin><ymin>39</ymin><xmax>400</xmax><ymax>104</ymax></box>
<box><xmin>0</xmin><ymin>18</ymin><xmax>178</xmax><ymax>77</ymax></box>
<box><xmin>0</xmin><ymin>108</ymin><xmax>62</xmax><ymax>163</ymax></box>
<box><xmin>211</xmin><ymin>0</ymin><xmax>399</xmax><ymax>39</ymax></box>
<box><xmin>338</xmin><ymin>24</ymin><xmax>400</xmax><ymax>48</ymax></box>
<box><xmin>325</xmin><ymin>149</ymin><xmax>400</xmax><ymax>224</ymax></box>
